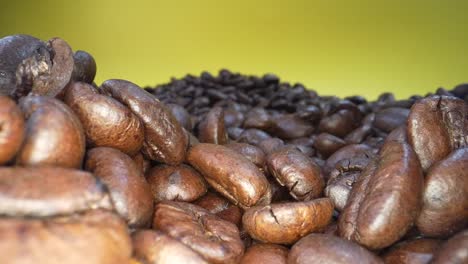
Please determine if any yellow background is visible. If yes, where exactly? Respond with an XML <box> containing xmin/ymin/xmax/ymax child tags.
<box><xmin>1</xmin><ymin>0</ymin><xmax>467</xmax><ymax>99</ymax></box>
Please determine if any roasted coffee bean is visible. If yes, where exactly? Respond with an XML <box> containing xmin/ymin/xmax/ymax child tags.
<box><xmin>71</xmin><ymin>50</ymin><xmax>97</xmax><ymax>84</ymax></box>
<box><xmin>16</xmin><ymin>96</ymin><xmax>86</xmax><ymax>168</ymax></box>
<box><xmin>313</xmin><ymin>133</ymin><xmax>347</xmax><ymax>158</ymax></box>
<box><xmin>267</xmin><ymin>147</ymin><xmax>324</xmax><ymax>201</ymax></box>
<box><xmin>237</xmin><ymin>128</ymin><xmax>272</xmax><ymax>146</ymax></box>
<box><xmin>338</xmin><ymin>138</ymin><xmax>424</xmax><ymax>250</ymax></box>
<box><xmin>195</xmin><ymin>192</ymin><xmax>242</xmax><ymax>226</ymax></box>
<box><xmin>64</xmin><ymin>82</ymin><xmax>144</xmax><ymax>156</ymax></box>
<box><xmin>153</xmin><ymin>201</ymin><xmax>244</xmax><ymax>264</ymax></box>
<box><xmin>224</xmin><ymin>107</ymin><xmax>245</xmax><ymax>128</ymax></box>
<box><xmin>407</xmin><ymin>95</ymin><xmax>467</xmax><ymax>171</ymax></box>
<box><xmin>85</xmin><ymin>147</ymin><xmax>154</xmax><ymax>228</ymax></box>
<box><xmin>132</xmin><ymin>152</ymin><xmax>151</xmax><ymax>175</ymax></box>
<box><xmin>243</xmin><ymin>107</ymin><xmax>272</xmax><ymax>130</ymax></box>
<box><xmin>187</xmin><ymin>143</ymin><xmax>271</xmax><ymax>208</ymax></box>
<box><xmin>101</xmin><ymin>79</ymin><xmax>187</xmax><ymax>165</ymax></box>
<box><xmin>258</xmin><ymin>137</ymin><xmax>285</xmax><ymax>155</ymax></box>
<box><xmin>132</xmin><ymin>230</ymin><xmax>208</xmax><ymax>264</ymax></box>
<box><xmin>0</xmin><ymin>96</ymin><xmax>24</xmax><ymax>165</ymax></box>
<box><xmin>373</xmin><ymin>107</ymin><xmax>410</xmax><ymax>133</ymax></box>
<box><xmin>0</xmin><ymin>167</ymin><xmax>113</xmax><ymax>217</ymax></box>
<box><xmin>381</xmin><ymin>238</ymin><xmax>442</xmax><ymax>264</ymax></box>
<box><xmin>198</xmin><ymin>106</ymin><xmax>228</xmax><ymax>144</ymax></box>
<box><xmin>288</xmin><ymin>233</ymin><xmax>383</xmax><ymax>264</ymax></box>
<box><xmin>431</xmin><ymin>229</ymin><xmax>468</xmax><ymax>264</ymax></box>
<box><xmin>146</xmin><ymin>164</ymin><xmax>207</xmax><ymax>203</ymax></box>
<box><xmin>416</xmin><ymin>148</ymin><xmax>468</xmax><ymax>237</ymax></box>
<box><xmin>0</xmin><ymin>210</ymin><xmax>132</xmax><ymax>264</ymax></box>
<box><xmin>225</xmin><ymin>142</ymin><xmax>266</xmax><ymax>171</ymax></box>
<box><xmin>268</xmin><ymin>113</ymin><xmax>314</xmax><ymax>139</ymax></box>
<box><xmin>319</xmin><ymin>109</ymin><xmax>359</xmax><ymax>138</ymax></box>
<box><xmin>242</xmin><ymin>198</ymin><xmax>333</xmax><ymax>244</ymax></box>
<box><xmin>323</xmin><ymin>144</ymin><xmax>374</xmax><ymax>177</ymax></box>
<box><xmin>167</xmin><ymin>103</ymin><xmax>193</xmax><ymax>131</ymax></box>
<box><xmin>240</xmin><ymin>243</ymin><xmax>288</xmax><ymax>264</ymax></box>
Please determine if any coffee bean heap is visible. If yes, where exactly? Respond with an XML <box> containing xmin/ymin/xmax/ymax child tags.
<box><xmin>0</xmin><ymin>34</ymin><xmax>467</xmax><ymax>264</ymax></box>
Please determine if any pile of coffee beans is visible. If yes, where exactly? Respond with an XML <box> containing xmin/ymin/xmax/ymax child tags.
<box><xmin>0</xmin><ymin>34</ymin><xmax>466</xmax><ymax>264</ymax></box>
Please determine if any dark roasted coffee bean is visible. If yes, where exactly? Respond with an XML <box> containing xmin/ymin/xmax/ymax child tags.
<box><xmin>288</xmin><ymin>233</ymin><xmax>383</xmax><ymax>264</ymax></box>
<box><xmin>195</xmin><ymin>192</ymin><xmax>242</xmax><ymax>226</ymax></box>
<box><xmin>198</xmin><ymin>106</ymin><xmax>228</xmax><ymax>144</ymax></box>
<box><xmin>225</xmin><ymin>142</ymin><xmax>266</xmax><ymax>171</ymax></box>
<box><xmin>314</xmin><ymin>133</ymin><xmax>347</xmax><ymax>158</ymax></box>
<box><xmin>319</xmin><ymin>109</ymin><xmax>359</xmax><ymax>137</ymax></box>
<box><xmin>187</xmin><ymin>143</ymin><xmax>271</xmax><ymax>208</ymax></box>
<box><xmin>71</xmin><ymin>50</ymin><xmax>97</xmax><ymax>84</ymax></box>
<box><xmin>323</xmin><ymin>144</ymin><xmax>374</xmax><ymax>177</ymax></box>
<box><xmin>240</xmin><ymin>243</ymin><xmax>288</xmax><ymax>264</ymax></box>
<box><xmin>431</xmin><ymin>229</ymin><xmax>468</xmax><ymax>264</ymax></box>
<box><xmin>407</xmin><ymin>95</ymin><xmax>467</xmax><ymax>171</ymax></box>
<box><xmin>268</xmin><ymin>113</ymin><xmax>314</xmax><ymax>140</ymax></box>
<box><xmin>243</xmin><ymin>198</ymin><xmax>333</xmax><ymax>244</ymax></box>
<box><xmin>243</xmin><ymin>107</ymin><xmax>272</xmax><ymax>130</ymax></box>
<box><xmin>0</xmin><ymin>96</ymin><xmax>24</xmax><ymax>165</ymax></box>
<box><xmin>237</xmin><ymin>128</ymin><xmax>272</xmax><ymax>146</ymax></box>
<box><xmin>381</xmin><ymin>238</ymin><xmax>442</xmax><ymax>264</ymax></box>
<box><xmin>373</xmin><ymin>107</ymin><xmax>410</xmax><ymax>133</ymax></box>
<box><xmin>258</xmin><ymin>137</ymin><xmax>285</xmax><ymax>155</ymax></box>
<box><xmin>166</xmin><ymin>103</ymin><xmax>193</xmax><ymax>131</ymax></box>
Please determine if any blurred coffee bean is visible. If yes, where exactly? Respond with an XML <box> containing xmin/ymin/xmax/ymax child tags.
<box><xmin>258</xmin><ymin>137</ymin><xmax>285</xmax><ymax>155</ymax></box>
<box><xmin>132</xmin><ymin>152</ymin><xmax>151</xmax><ymax>175</ymax></box>
<box><xmin>16</xmin><ymin>96</ymin><xmax>86</xmax><ymax>168</ymax></box>
<box><xmin>319</xmin><ymin>109</ymin><xmax>359</xmax><ymax>138</ymax></box>
<box><xmin>314</xmin><ymin>133</ymin><xmax>347</xmax><ymax>158</ymax></box>
<box><xmin>64</xmin><ymin>82</ymin><xmax>144</xmax><ymax>155</ymax></box>
<box><xmin>237</xmin><ymin>128</ymin><xmax>272</xmax><ymax>146</ymax></box>
<box><xmin>71</xmin><ymin>50</ymin><xmax>97</xmax><ymax>84</ymax></box>
<box><xmin>198</xmin><ymin>106</ymin><xmax>228</xmax><ymax>144</ymax></box>
<box><xmin>243</xmin><ymin>198</ymin><xmax>333</xmax><ymax>244</ymax></box>
<box><xmin>85</xmin><ymin>147</ymin><xmax>154</xmax><ymax>227</ymax></box>
<box><xmin>416</xmin><ymin>148</ymin><xmax>468</xmax><ymax>238</ymax></box>
<box><xmin>153</xmin><ymin>201</ymin><xmax>244</xmax><ymax>264</ymax></box>
<box><xmin>431</xmin><ymin>229</ymin><xmax>468</xmax><ymax>264</ymax></box>
<box><xmin>381</xmin><ymin>238</ymin><xmax>442</xmax><ymax>264</ymax></box>
<box><xmin>146</xmin><ymin>164</ymin><xmax>207</xmax><ymax>203</ymax></box>
<box><xmin>288</xmin><ymin>233</ymin><xmax>383</xmax><ymax>264</ymax></box>
<box><xmin>373</xmin><ymin>107</ymin><xmax>410</xmax><ymax>133</ymax></box>
<box><xmin>266</xmin><ymin>147</ymin><xmax>324</xmax><ymax>201</ymax></box>
<box><xmin>407</xmin><ymin>95</ymin><xmax>467</xmax><ymax>171</ymax></box>
<box><xmin>240</xmin><ymin>243</ymin><xmax>288</xmax><ymax>264</ymax></box>
<box><xmin>167</xmin><ymin>103</ymin><xmax>193</xmax><ymax>131</ymax></box>
<box><xmin>268</xmin><ymin>114</ymin><xmax>314</xmax><ymax>139</ymax></box>
<box><xmin>0</xmin><ymin>96</ymin><xmax>24</xmax><ymax>165</ymax></box>
<box><xmin>187</xmin><ymin>143</ymin><xmax>271</xmax><ymax>208</ymax></box>
<box><xmin>243</xmin><ymin>107</ymin><xmax>272</xmax><ymax>130</ymax></box>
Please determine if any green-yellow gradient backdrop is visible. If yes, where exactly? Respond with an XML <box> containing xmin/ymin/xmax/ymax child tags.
<box><xmin>1</xmin><ymin>0</ymin><xmax>467</xmax><ymax>99</ymax></box>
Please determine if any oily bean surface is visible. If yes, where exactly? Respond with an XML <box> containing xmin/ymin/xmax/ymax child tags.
<box><xmin>0</xmin><ymin>96</ymin><xmax>24</xmax><ymax>165</ymax></box>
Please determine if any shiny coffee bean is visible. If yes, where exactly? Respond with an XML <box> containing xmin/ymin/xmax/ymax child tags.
<box><xmin>266</xmin><ymin>147</ymin><xmax>324</xmax><ymax>201</ymax></box>
<box><xmin>240</xmin><ymin>243</ymin><xmax>288</xmax><ymax>264</ymax></box>
<box><xmin>187</xmin><ymin>143</ymin><xmax>271</xmax><ymax>208</ymax></box>
<box><xmin>323</xmin><ymin>144</ymin><xmax>374</xmax><ymax>177</ymax></box>
<box><xmin>373</xmin><ymin>107</ymin><xmax>410</xmax><ymax>133</ymax></box>
<box><xmin>268</xmin><ymin>113</ymin><xmax>314</xmax><ymax>140</ymax></box>
<box><xmin>225</xmin><ymin>142</ymin><xmax>266</xmax><ymax>171</ymax></box>
<box><xmin>146</xmin><ymin>164</ymin><xmax>207</xmax><ymax>203</ymax></box>
<box><xmin>167</xmin><ymin>103</ymin><xmax>193</xmax><ymax>131</ymax></box>
<box><xmin>288</xmin><ymin>233</ymin><xmax>383</xmax><ymax>264</ymax></box>
<box><xmin>319</xmin><ymin>109</ymin><xmax>359</xmax><ymax>138</ymax></box>
<box><xmin>16</xmin><ymin>96</ymin><xmax>86</xmax><ymax>168</ymax></box>
<box><xmin>338</xmin><ymin>138</ymin><xmax>424</xmax><ymax>250</ymax></box>
<box><xmin>198</xmin><ymin>106</ymin><xmax>228</xmax><ymax>144</ymax></box>
<box><xmin>431</xmin><ymin>229</ymin><xmax>468</xmax><ymax>264</ymax></box>
<box><xmin>71</xmin><ymin>50</ymin><xmax>97</xmax><ymax>84</ymax></box>
<box><xmin>132</xmin><ymin>230</ymin><xmax>208</xmax><ymax>264</ymax></box>
<box><xmin>153</xmin><ymin>201</ymin><xmax>244</xmax><ymax>264</ymax></box>
<box><xmin>0</xmin><ymin>96</ymin><xmax>24</xmax><ymax>165</ymax></box>
<box><xmin>416</xmin><ymin>148</ymin><xmax>468</xmax><ymax>237</ymax></box>
<box><xmin>0</xmin><ymin>167</ymin><xmax>113</xmax><ymax>217</ymax></box>
<box><xmin>85</xmin><ymin>147</ymin><xmax>154</xmax><ymax>228</ymax></box>
<box><xmin>101</xmin><ymin>79</ymin><xmax>187</xmax><ymax>165</ymax></box>
<box><xmin>195</xmin><ymin>192</ymin><xmax>243</xmax><ymax>226</ymax></box>
<box><xmin>314</xmin><ymin>133</ymin><xmax>347</xmax><ymax>158</ymax></box>
<box><xmin>407</xmin><ymin>95</ymin><xmax>467</xmax><ymax>171</ymax></box>
<box><xmin>381</xmin><ymin>238</ymin><xmax>442</xmax><ymax>264</ymax></box>
<box><xmin>0</xmin><ymin>210</ymin><xmax>132</xmax><ymax>264</ymax></box>
<box><xmin>64</xmin><ymin>82</ymin><xmax>144</xmax><ymax>156</ymax></box>
<box><xmin>243</xmin><ymin>107</ymin><xmax>272</xmax><ymax>130</ymax></box>
<box><xmin>242</xmin><ymin>198</ymin><xmax>333</xmax><ymax>244</ymax></box>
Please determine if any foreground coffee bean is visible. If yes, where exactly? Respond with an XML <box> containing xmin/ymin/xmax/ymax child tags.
<box><xmin>64</xmin><ymin>82</ymin><xmax>144</xmax><ymax>156</ymax></box>
<box><xmin>266</xmin><ymin>147</ymin><xmax>324</xmax><ymax>201</ymax></box>
<box><xmin>101</xmin><ymin>79</ymin><xmax>187</xmax><ymax>165</ymax></box>
<box><xmin>0</xmin><ymin>167</ymin><xmax>113</xmax><ymax>217</ymax></box>
<box><xmin>16</xmin><ymin>96</ymin><xmax>86</xmax><ymax>168</ymax></box>
<box><xmin>242</xmin><ymin>198</ymin><xmax>333</xmax><ymax>244</ymax></box>
<box><xmin>132</xmin><ymin>230</ymin><xmax>208</xmax><ymax>264</ymax></box>
<box><xmin>85</xmin><ymin>147</ymin><xmax>154</xmax><ymax>227</ymax></box>
<box><xmin>71</xmin><ymin>50</ymin><xmax>97</xmax><ymax>84</ymax></box>
<box><xmin>338</xmin><ymin>137</ymin><xmax>424</xmax><ymax>250</ymax></box>
<box><xmin>381</xmin><ymin>238</ymin><xmax>442</xmax><ymax>264</ymax></box>
<box><xmin>195</xmin><ymin>192</ymin><xmax>243</xmax><ymax>226</ymax></box>
<box><xmin>225</xmin><ymin>142</ymin><xmax>266</xmax><ymax>171</ymax></box>
<box><xmin>431</xmin><ymin>229</ymin><xmax>468</xmax><ymax>264</ymax></box>
<box><xmin>407</xmin><ymin>95</ymin><xmax>467</xmax><ymax>171</ymax></box>
<box><xmin>416</xmin><ymin>147</ymin><xmax>468</xmax><ymax>237</ymax></box>
<box><xmin>187</xmin><ymin>143</ymin><xmax>271</xmax><ymax>208</ymax></box>
<box><xmin>0</xmin><ymin>96</ymin><xmax>24</xmax><ymax>165</ymax></box>
<box><xmin>288</xmin><ymin>233</ymin><xmax>383</xmax><ymax>264</ymax></box>
<box><xmin>153</xmin><ymin>201</ymin><xmax>244</xmax><ymax>264</ymax></box>
<box><xmin>0</xmin><ymin>210</ymin><xmax>132</xmax><ymax>264</ymax></box>
<box><xmin>240</xmin><ymin>243</ymin><xmax>288</xmax><ymax>264</ymax></box>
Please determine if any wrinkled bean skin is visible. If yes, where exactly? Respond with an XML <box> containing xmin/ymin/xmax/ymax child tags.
<box><xmin>146</xmin><ymin>164</ymin><xmax>207</xmax><ymax>203</ymax></box>
<box><xmin>242</xmin><ymin>198</ymin><xmax>333</xmax><ymax>245</ymax></box>
<box><xmin>16</xmin><ymin>96</ymin><xmax>86</xmax><ymax>168</ymax></box>
<box><xmin>267</xmin><ymin>147</ymin><xmax>324</xmax><ymax>201</ymax></box>
<box><xmin>338</xmin><ymin>139</ymin><xmax>424</xmax><ymax>250</ymax></box>
<box><xmin>323</xmin><ymin>144</ymin><xmax>374</xmax><ymax>177</ymax></box>
<box><xmin>71</xmin><ymin>50</ymin><xmax>97</xmax><ymax>84</ymax></box>
<box><xmin>85</xmin><ymin>147</ymin><xmax>154</xmax><ymax>228</ymax></box>
<box><xmin>288</xmin><ymin>233</ymin><xmax>383</xmax><ymax>264</ymax></box>
<box><xmin>0</xmin><ymin>96</ymin><xmax>24</xmax><ymax>164</ymax></box>
<box><xmin>407</xmin><ymin>95</ymin><xmax>468</xmax><ymax>171</ymax></box>
<box><xmin>0</xmin><ymin>167</ymin><xmax>113</xmax><ymax>217</ymax></box>
<box><xmin>132</xmin><ymin>230</ymin><xmax>208</xmax><ymax>264</ymax></box>
<box><xmin>0</xmin><ymin>210</ymin><xmax>132</xmax><ymax>264</ymax></box>
<box><xmin>381</xmin><ymin>238</ymin><xmax>442</xmax><ymax>264</ymax></box>
<box><xmin>153</xmin><ymin>201</ymin><xmax>244</xmax><ymax>264</ymax></box>
<box><xmin>64</xmin><ymin>82</ymin><xmax>144</xmax><ymax>156</ymax></box>
<box><xmin>101</xmin><ymin>79</ymin><xmax>187</xmax><ymax>165</ymax></box>
<box><xmin>198</xmin><ymin>106</ymin><xmax>228</xmax><ymax>144</ymax></box>
<box><xmin>187</xmin><ymin>143</ymin><xmax>271</xmax><ymax>209</ymax></box>
<box><xmin>431</xmin><ymin>229</ymin><xmax>468</xmax><ymax>264</ymax></box>
<box><xmin>416</xmin><ymin>148</ymin><xmax>468</xmax><ymax>238</ymax></box>
<box><xmin>240</xmin><ymin>243</ymin><xmax>288</xmax><ymax>264</ymax></box>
